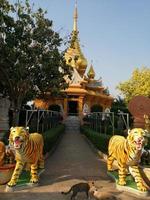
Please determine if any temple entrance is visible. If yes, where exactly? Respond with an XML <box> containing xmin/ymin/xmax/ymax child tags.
<box><xmin>68</xmin><ymin>101</ymin><xmax>78</xmax><ymax>115</ymax></box>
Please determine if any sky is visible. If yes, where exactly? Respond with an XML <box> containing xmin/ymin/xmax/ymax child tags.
<box><xmin>11</xmin><ymin>0</ymin><xmax>150</xmax><ymax>97</ymax></box>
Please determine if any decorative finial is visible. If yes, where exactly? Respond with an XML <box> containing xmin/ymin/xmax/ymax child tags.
<box><xmin>75</xmin><ymin>0</ymin><xmax>77</xmax><ymax>7</ymax></box>
<box><xmin>73</xmin><ymin>0</ymin><xmax>78</xmax><ymax>31</ymax></box>
<box><xmin>87</xmin><ymin>62</ymin><xmax>95</xmax><ymax>79</ymax></box>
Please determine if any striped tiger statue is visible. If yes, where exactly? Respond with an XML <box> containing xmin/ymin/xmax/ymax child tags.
<box><xmin>7</xmin><ymin>127</ymin><xmax>44</xmax><ymax>187</ymax></box>
<box><xmin>107</xmin><ymin>128</ymin><xmax>148</xmax><ymax>191</ymax></box>
<box><xmin>0</xmin><ymin>141</ymin><xmax>5</xmax><ymax>166</ymax></box>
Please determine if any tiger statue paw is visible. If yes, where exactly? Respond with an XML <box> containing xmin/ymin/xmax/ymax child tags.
<box><xmin>138</xmin><ymin>184</ymin><xmax>147</xmax><ymax>192</ymax></box>
<box><xmin>107</xmin><ymin>167</ymin><xmax>114</xmax><ymax>172</ymax></box>
<box><xmin>30</xmin><ymin>177</ymin><xmax>38</xmax><ymax>184</ymax></box>
<box><xmin>118</xmin><ymin>180</ymin><xmax>126</xmax><ymax>186</ymax></box>
<box><xmin>7</xmin><ymin>180</ymin><xmax>17</xmax><ymax>187</ymax></box>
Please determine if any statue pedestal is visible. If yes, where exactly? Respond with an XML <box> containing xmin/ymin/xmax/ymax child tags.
<box><xmin>107</xmin><ymin>170</ymin><xmax>149</xmax><ymax>197</ymax></box>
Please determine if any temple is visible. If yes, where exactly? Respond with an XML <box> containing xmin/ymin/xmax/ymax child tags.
<box><xmin>34</xmin><ymin>3</ymin><xmax>113</xmax><ymax>118</ymax></box>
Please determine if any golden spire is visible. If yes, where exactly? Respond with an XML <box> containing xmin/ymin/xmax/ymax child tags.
<box><xmin>87</xmin><ymin>63</ymin><xmax>95</xmax><ymax>79</ymax></box>
<box><xmin>73</xmin><ymin>0</ymin><xmax>78</xmax><ymax>32</ymax></box>
<box><xmin>64</xmin><ymin>1</ymin><xmax>87</xmax><ymax>77</ymax></box>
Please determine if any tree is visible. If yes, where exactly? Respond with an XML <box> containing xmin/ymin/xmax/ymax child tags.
<box><xmin>91</xmin><ymin>104</ymin><xmax>103</xmax><ymax>112</ymax></box>
<box><xmin>116</xmin><ymin>67</ymin><xmax>150</xmax><ymax>103</ymax></box>
<box><xmin>0</xmin><ymin>0</ymin><xmax>71</xmax><ymax>125</ymax></box>
<box><xmin>111</xmin><ymin>96</ymin><xmax>128</xmax><ymax>113</ymax></box>
<box><xmin>110</xmin><ymin>96</ymin><xmax>133</xmax><ymax>129</ymax></box>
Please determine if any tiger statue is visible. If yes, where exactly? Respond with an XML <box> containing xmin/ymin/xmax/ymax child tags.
<box><xmin>7</xmin><ymin>126</ymin><xmax>44</xmax><ymax>187</ymax></box>
<box><xmin>0</xmin><ymin>141</ymin><xmax>5</xmax><ymax>166</ymax></box>
<box><xmin>107</xmin><ymin>128</ymin><xmax>148</xmax><ymax>191</ymax></box>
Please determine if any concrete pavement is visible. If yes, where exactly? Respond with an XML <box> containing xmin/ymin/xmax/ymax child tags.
<box><xmin>0</xmin><ymin>116</ymin><xmax>149</xmax><ymax>199</ymax></box>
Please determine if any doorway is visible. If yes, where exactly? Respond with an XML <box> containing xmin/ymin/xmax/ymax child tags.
<box><xmin>68</xmin><ymin>101</ymin><xmax>78</xmax><ymax>115</ymax></box>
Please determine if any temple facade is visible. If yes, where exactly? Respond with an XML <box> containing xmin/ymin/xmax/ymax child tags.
<box><xmin>34</xmin><ymin>4</ymin><xmax>113</xmax><ymax>118</ymax></box>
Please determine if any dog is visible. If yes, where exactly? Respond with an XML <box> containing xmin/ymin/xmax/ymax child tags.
<box><xmin>91</xmin><ymin>188</ymin><xmax>120</xmax><ymax>200</ymax></box>
<box><xmin>61</xmin><ymin>181</ymin><xmax>97</xmax><ymax>199</ymax></box>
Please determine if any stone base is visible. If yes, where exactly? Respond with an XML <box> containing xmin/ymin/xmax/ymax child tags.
<box><xmin>116</xmin><ymin>184</ymin><xmax>149</xmax><ymax>197</ymax></box>
<box><xmin>5</xmin><ymin>182</ymin><xmax>39</xmax><ymax>192</ymax></box>
<box><xmin>107</xmin><ymin>171</ymin><xmax>149</xmax><ymax>197</ymax></box>
<box><xmin>5</xmin><ymin>169</ymin><xmax>45</xmax><ymax>192</ymax></box>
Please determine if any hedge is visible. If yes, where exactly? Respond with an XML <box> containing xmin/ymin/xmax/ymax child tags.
<box><xmin>1</xmin><ymin>124</ymin><xmax>65</xmax><ymax>155</ymax></box>
<box><xmin>81</xmin><ymin>125</ymin><xmax>111</xmax><ymax>154</ymax></box>
<box><xmin>42</xmin><ymin>124</ymin><xmax>65</xmax><ymax>154</ymax></box>
<box><xmin>81</xmin><ymin>125</ymin><xmax>150</xmax><ymax>154</ymax></box>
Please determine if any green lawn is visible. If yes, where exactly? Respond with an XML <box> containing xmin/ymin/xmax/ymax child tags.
<box><xmin>16</xmin><ymin>169</ymin><xmax>44</xmax><ymax>186</ymax></box>
<box><xmin>108</xmin><ymin>170</ymin><xmax>137</xmax><ymax>190</ymax></box>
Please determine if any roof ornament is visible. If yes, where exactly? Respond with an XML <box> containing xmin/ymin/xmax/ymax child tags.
<box><xmin>64</xmin><ymin>0</ymin><xmax>87</xmax><ymax>77</ymax></box>
<box><xmin>73</xmin><ymin>0</ymin><xmax>78</xmax><ymax>32</ymax></box>
<box><xmin>87</xmin><ymin>61</ymin><xmax>95</xmax><ymax>79</ymax></box>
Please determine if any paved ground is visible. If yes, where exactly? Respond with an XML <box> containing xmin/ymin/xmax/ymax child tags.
<box><xmin>0</xmin><ymin>116</ymin><xmax>149</xmax><ymax>199</ymax></box>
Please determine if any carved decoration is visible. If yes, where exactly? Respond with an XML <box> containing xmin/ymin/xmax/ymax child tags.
<box><xmin>128</xmin><ymin>96</ymin><xmax>150</xmax><ymax>128</ymax></box>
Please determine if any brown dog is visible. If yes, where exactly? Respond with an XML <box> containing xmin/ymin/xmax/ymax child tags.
<box><xmin>91</xmin><ymin>185</ymin><xmax>120</xmax><ymax>200</ymax></box>
<box><xmin>92</xmin><ymin>189</ymin><xmax>119</xmax><ymax>200</ymax></box>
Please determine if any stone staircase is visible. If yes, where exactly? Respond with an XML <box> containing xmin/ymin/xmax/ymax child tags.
<box><xmin>64</xmin><ymin>116</ymin><xmax>80</xmax><ymax>132</ymax></box>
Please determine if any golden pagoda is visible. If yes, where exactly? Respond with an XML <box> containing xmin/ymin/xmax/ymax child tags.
<box><xmin>64</xmin><ymin>2</ymin><xmax>87</xmax><ymax>77</ymax></box>
<box><xmin>34</xmin><ymin>3</ymin><xmax>113</xmax><ymax>118</ymax></box>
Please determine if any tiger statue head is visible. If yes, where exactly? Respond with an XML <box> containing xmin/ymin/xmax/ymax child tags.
<box><xmin>127</xmin><ymin>128</ymin><xmax>148</xmax><ymax>151</ymax></box>
<box><xmin>9</xmin><ymin>127</ymin><xmax>30</xmax><ymax>150</ymax></box>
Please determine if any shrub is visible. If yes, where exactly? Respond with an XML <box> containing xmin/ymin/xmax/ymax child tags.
<box><xmin>91</xmin><ymin>105</ymin><xmax>103</xmax><ymax>112</ymax></box>
<box><xmin>81</xmin><ymin>125</ymin><xmax>111</xmax><ymax>154</ymax></box>
<box><xmin>0</xmin><ymin>124</ymin><xmax>65</xmax><ymax>154</ymax></box>
<box><xmin>0</xmin><ymin>131</ymin><xmax>9</xmax><ymax>145</ymax></box>
<box><xmin>145</xmin><ymin>137</ymin><xmax>150</xmax><ymax>150</ymax></box>
<box><xmin>48</xmin><ymin>104</ymin><xmax>61</xmax><ymax>112</ymax></box>
<box><xmin>42</xmin><ymin>124</ymin><xmax>65</xmax><ymax>154</ymax></box>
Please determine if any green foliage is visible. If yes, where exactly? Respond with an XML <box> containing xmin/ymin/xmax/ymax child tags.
<box><xmin>0</xmin><ymin>131</ymin><xmax>9</xmax><ymax>145</ymax></box>
<box><xmin>145</xmin><ymin>137</ymin><xmax>150</xmax><ymax>150</ymax></box>
<box><xmin>111</xmin><ymin>96</ymin><xmax>133</xmax><ymax>128</ymax></box>
<box><xmin>91</xmin><ymin>104</ymin><xmax>103</xmax><ymax>112</ymax></box>
<box><xmin>0</xmin><ymin>0</ymin><xmax>71</xmax><ymax>125</ymax></box>
<box><xmin>108</xmin><ymin>171</ymin><xmax>137</xmax><ymax>189</ymax></box>
<box><xmin>81</xmin><ymin>125</ymin><xmax>111</xmax><ymax>154</ymax></box>
<box><xmin>42</xmin><ymin>124</ymin><xmax>65</xmax><ymax>154</ymax></box>
<box><xmin>117</xmin><ymin>67</ymin><xmax>150</xmax><ymax>103</ymax></box>
<box><xmin>1</xmin><ymin>124</ymin><xmax>65</xmax><ymax>154</ymax></box>
<box><xmin>48</xmin><ymin>104</ymin><xmax>61</xmax><ymax>112</ymax></box>
<box><xmin>111</xmin><ymin>96</ymin><xmax>128</xmax><ymax>113</ymax></box>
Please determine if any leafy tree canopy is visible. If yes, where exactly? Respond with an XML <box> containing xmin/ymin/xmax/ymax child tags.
<box><xmin>111</xmin><ymin>96</ymin><xmax>128</xmax><ymax>113</ymax></box>
<box><xmin>0</xmin><ymin>0</ymin><xmax>72</xmax><ymax>124</ymax></box>
<box><xmin>116</xmin><ymin>67</ymin><xmax>150</xmax><ymax>103</ymax></box>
